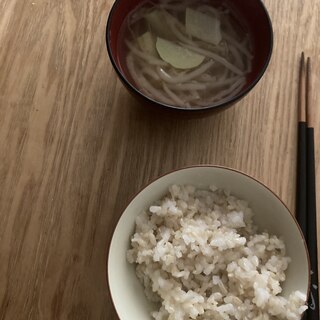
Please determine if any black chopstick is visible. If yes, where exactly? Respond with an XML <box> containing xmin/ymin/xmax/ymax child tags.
<box><xmin>296</xmin><ymin>52</ymin><xmax>308</xmax><ymax>239</ymax></box>
<box><xmin>305</xmin><ymin>57</ymin><xmax>319</xmax><ymax>320</ymax></box>
<box><xmin>296</xmin><ymin>54</ymin><xmax>319</xmax><ymax>319</ymax></box>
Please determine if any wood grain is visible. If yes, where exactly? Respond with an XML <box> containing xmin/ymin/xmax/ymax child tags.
<box><xmin>0</xmin><ymin>0</ymin><xmax>319</xmax><ymax>319</ymax></box>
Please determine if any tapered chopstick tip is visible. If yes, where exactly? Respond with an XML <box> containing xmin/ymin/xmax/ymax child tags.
<box><xmin>306</xmin><ymin>56</ymin><xmax>313</xmax><ymax>128</ymax></box>
<box><xmin>298</xmin><ymin>53</ymin><xmax>306</xmax><ymax>122</ymax></box>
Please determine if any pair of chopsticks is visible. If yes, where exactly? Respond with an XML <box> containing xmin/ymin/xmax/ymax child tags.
<box><xmin>296</xmin><ymin>53</ymin><xmax>319</xmax><ymax>319</ymax></box>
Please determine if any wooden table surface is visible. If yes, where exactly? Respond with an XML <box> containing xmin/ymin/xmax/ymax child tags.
<box><xmin>0</xmin><ymin>0</ymin><xmax>319</xmax><ymax>319</ymax></box>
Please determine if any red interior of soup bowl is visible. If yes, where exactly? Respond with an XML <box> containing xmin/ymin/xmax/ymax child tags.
<box><xmin>106</xmin><ymin>0</ymin><xmax>273</xmax><ymax>113</ymax></box>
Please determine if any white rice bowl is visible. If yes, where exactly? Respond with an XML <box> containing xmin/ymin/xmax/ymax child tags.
<box><xmin>107</xmin><ymin>166</ymin><xmax>310</xmax><ymax>320</ymax></box>
<box><xmin>127</xmin><ymin>185</ymin><xmax>308</xmax><ymax>320</ymax></box>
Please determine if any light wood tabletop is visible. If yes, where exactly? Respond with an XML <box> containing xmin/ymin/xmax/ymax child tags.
<box><xmin>0</xmin><ymin>0</ymin><xmax>319</xmax><ymax>319</ymax></box>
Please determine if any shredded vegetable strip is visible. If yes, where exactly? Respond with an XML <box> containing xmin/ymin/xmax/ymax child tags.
<box><xmin>181</xmin><ymin>43</ymin><xmax>245</xmax><ymax>76</ymax></box>
<box><xmin>126</xmin><ymin>41</ymin><xmax>168</xmax><ymax>66</ymax></box>
<box><xmin>162</xmin><ymin>83</ymin><xmax>185</xmax><ymax>106</ymax></box>
<box><xmin>156</xmin><ymin>60</ymin><xmax>214</xmax><ymax>83</ymax></box>
<box><xmin>222</xmin><ymin>32</ymin><xmax>253</xmax><ymax>58</ymax></box>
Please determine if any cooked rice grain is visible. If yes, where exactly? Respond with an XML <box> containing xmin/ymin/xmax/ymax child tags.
<box><xmin>127</xmin><ymin>185</ymin><xmax>307</xmax><ymax>320</ymax></box>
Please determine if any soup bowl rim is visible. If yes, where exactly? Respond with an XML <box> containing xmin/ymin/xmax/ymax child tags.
<box><xmin>106</xmin><ymin>0</ymin><xmax>274</xmax><ymax>112</ymax></box>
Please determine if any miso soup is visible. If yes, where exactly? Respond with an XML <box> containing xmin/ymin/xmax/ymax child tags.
<box><xmin>118</xmin><ymin>0</ymin><xmax>253</xmax><ymax>109</ymax></box>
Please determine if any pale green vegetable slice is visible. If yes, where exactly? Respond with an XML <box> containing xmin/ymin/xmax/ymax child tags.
<box><xmin>137</xmin><ymin>32</ymin><xmax>157</xmax><ymax>56</ymax></box>
<box><xmin>186</xmin><ymin>8</ymin><xmax>222</xmax><ymax>45</ymax></box>
<box><xmin>156</xmin><ymin>37</ymin><xmax>205</xmax><ymax>69</ymax></box>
